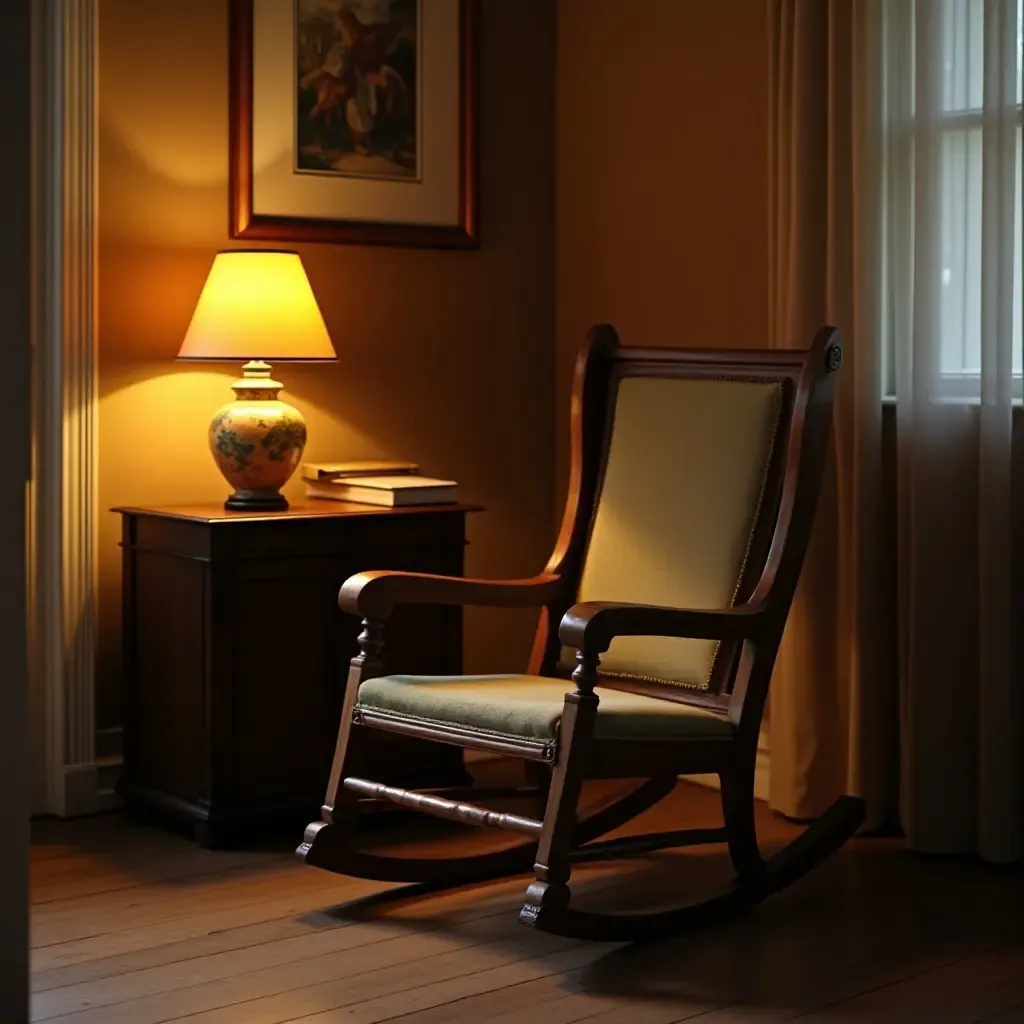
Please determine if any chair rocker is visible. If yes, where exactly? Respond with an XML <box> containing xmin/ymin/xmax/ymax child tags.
<box><xmin>299</xmin><ymin>324</ymin><xmax>865</xmax><ymax>942</ymax></box>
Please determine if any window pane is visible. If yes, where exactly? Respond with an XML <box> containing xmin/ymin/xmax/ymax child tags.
<box><xmin>1016</xmin><ymin>129</ymin><xmax>1022</xmax><ymax>370</ymax></box>
<box><xmin>1018</xmin><ymin>0</ymin><xmax>1023</xmax><ymax>105</ymax></box>
<box><xmin>939</xmin><ymin>127</ymin><xmax>983</xmax><ymax>374</ymax></box>
<box><xmin>940</xmin><ymin>0</ymin><xmax>985</xmax><ymax>113</ymax></box>
<box><xmin>882</xmin><ymin>0</ymin><xmax>1024</xmax><ymax>399</ymax></box>
<box><xmin>938</xmin><ymin>128</ymin><xmax>1022</xmax><ymax>381</ymax></box>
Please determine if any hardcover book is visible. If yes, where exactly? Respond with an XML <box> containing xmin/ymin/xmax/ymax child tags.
<box><xmin>301</xmin><ymin>459</ymin><xmax>419</xmax><ymax>482</ymax></box>
<box><xmin>305</xmin><ymin>474</ymin><xmax>457</xmax><ymax>507</ymax></box>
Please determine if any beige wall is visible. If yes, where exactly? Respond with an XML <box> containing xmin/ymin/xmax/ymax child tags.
<box><xmin>97</xmin><ymin>0</ymin><xmax>557</xmax><ymax>727</ymax></box>
<box><xmin>555</xmin><ymin>0</ymin><xmax>769</xmax><ymax>495</ymax></box>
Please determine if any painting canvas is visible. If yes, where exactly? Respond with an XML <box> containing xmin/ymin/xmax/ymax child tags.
<box><xmin>295</xmin><ymin>0</ymin><xmax>420</xmax><ymax>181</ymax></box>
<box><xmin>230</xmin><ymin>0</ymin><xmax>478</xmax><ymax>249</ymax></box>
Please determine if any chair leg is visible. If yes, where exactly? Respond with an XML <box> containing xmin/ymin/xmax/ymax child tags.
<box><xmin>299</xmin><ymin>620</ymin><xmax>381</xmax><ymax>868</ymax></box>
<box><xmin>516</xmin><ymin>795</ymin><xmax>866</xmax><ymax>942</ymax></box>
<box><xmin>520</xmin><ymin>656</ymin><xmax>600</xmax><ymax>929</ymax></box>
<box><xmin>719</xmin><ymin>765</ymin><xmax>764</xmax><ymax>881</ymax></box>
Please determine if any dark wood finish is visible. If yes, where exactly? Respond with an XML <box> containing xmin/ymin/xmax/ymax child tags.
<box><xmin>299</xmin><ymin>777</ymin><xmax>676</xmax><ymax>887</ymax></box>
<box><xmin>115</xmin><ymin>501</ymin><xmax>479</xmax><ymax>847</ymax></box>
<box><xmin>522</xmin><ymin>650</ymin><xmax>601</xmax><ymax>927</ymax></box>
<box><xmin>302</xmin><ymin>325</ymin><xmax>860</xmax><ymax>941</ymax></box>
<box><xmin>31</xmin><ymin>788</ymin><xmax>1024</xmax><ymax>1023</ymax></box>
<box><xmin>720</xmin><ymin>758</ymin><xmax>765</xmax><ymax>881</ymax></box>
<box><xmin>353</xmin><ymin>706</ymin><xmax>558</xmax><ymax>763</ymax></box>
<box><xmin>559</xmin><ymin>600</ymin><xmax>769</xmax><ymax>648</ymax></box>
<box><xmin>228</xmin><ymin>0</ymin><xmax>480</xmax><ymax>249</ymax></box>
<box><xmin>114</xmin><ymin>499</ymin><xmax>482</xmax><ymax>524</ymax></box>
<box><xmin>342</xmin><ymin>778</ymin><xmax>543</xmax><ymax>836</ymax></box>
<box><xmin>339</xmin><ymin>569</ymin><xmax>561</xmax><ymax>621</ymax></box>
<box><xmin>522</xmin><ymin>797</ymin><xmax>866</xmax><ymax>943</ymax></box>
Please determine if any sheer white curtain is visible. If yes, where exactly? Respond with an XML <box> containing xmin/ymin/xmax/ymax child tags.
<box><xmin>883</xmin><ymin>0</ymin><xmax>1024</xmax><ymax>861</ymax></box>
<box><xmin>769</xmin><ymin>0</ymin><xmax>1024</xmax><ymax>862</ymax></box>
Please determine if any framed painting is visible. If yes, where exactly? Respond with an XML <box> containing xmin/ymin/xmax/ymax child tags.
<box><xmin>229</xmin><ymin>0</ymin><xmax>479</xmax><ymax>249</ymax></box>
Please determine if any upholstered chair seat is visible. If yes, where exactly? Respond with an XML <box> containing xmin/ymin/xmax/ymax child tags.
<box><xmin>356</xmin><ymin>674</ymin><xmax>734</xmax><ymax>759</ymax></box>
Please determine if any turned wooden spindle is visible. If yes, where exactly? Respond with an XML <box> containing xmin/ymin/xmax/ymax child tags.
<box><xmin>342</xmin><ymin>777</ymin><xmax>543</xmax><ymax>836</ymax></box>
<box><xmin>317</xmin><ymin>617</ymin><xmax>386</xmax><ymax>828</ymax></box>
<box><xmin>571</xmin><ymin>648</ymin><xmax>601</xmax><ymax>697</ymax></box>
<box><xmin>353</xmin><ymin>618</ymin><xmax>385</xmax><ymax>675</ymax></box>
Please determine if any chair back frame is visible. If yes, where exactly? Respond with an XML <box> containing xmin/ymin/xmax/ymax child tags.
<box><xmin>527</xmin><ymin>324</ymin><xmax>842</xmax><ymax>753</ymax></box>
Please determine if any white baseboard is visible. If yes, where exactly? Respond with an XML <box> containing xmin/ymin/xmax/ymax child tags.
<box><xmin>59</xmin><ymin>764</ymin><xmax>122</xmax><ymax>817</ymax></box>
<box><xmin>94</xmin><ymin>726</ymin><xmax>124</xmax><ymax>811</ymax></box>
<box><xmin>48</xmin><ymin>731</ymin><xmax>124</xmax><ymax>817</ymax></box>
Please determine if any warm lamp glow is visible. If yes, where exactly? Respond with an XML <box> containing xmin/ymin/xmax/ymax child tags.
<box><xmin>176</xmin><ymin>249</ymin><xmax>335</xmax><ymax>511</ymax></box>
<box><xmin>178</xmin><ymin>250</ymin><xmax>336</xmax><ymax>362</ymax></box>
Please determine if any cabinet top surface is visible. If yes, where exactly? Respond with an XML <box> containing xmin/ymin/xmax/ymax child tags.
<box><xmin>112</xmin><ymin>500</ymin><xmax>483</xmax><ymax>525</ymax></box>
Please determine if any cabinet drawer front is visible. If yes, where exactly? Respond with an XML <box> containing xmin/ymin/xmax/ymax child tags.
<box><xmin>212</xmin><ymin>513</ymin><xmax>467</xmax><ymax>561</ymax></box>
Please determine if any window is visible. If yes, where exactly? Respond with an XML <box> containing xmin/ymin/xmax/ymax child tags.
<box><xmin>882</xmin><ymin>0</ymin><xmax>1023</xmax><ymax>400</ymax></box>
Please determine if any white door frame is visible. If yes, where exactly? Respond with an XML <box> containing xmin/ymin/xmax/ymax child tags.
<box><xmin>28</xmin><ymin>0</ymin><xmax>102</xmax><ymax>818</ymax></box>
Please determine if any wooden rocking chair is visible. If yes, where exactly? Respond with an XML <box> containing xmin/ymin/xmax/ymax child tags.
<box><xmin>299</xmin><ymin>324</ymin><xmax>865</xmax><ymax>941</ymax></box>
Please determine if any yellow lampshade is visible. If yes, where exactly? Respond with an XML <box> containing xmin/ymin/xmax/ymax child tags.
<box><xmin>177</xmin><ymin>249</ymin><xmax>335</xmax><ymax>512</ymax></box>
<box><xmin>178</xmin><ymin>250</ymin><xmax>336</xmax><ymax>362</ymax></box>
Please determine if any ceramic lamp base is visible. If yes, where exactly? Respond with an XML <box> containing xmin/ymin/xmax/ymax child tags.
<box><xmin>209</xmin><ymin>361</ymin><xmax>307</xmax><ymax>512</ymax></box>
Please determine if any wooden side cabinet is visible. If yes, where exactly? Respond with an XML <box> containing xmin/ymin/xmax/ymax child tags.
<box><xmin>114</xmin><ymin>500</ymin><xmax>480</xmax><ymax>846</ymax></box>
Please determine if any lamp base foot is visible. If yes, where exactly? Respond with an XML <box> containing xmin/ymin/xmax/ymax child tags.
<box><xmin>224</xmin><ymin>491</ymin><xmax>289</xmax><ymax>512</ymax></box>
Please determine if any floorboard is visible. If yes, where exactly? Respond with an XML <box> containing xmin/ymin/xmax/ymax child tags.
<box><xmin>29</xmin><ymin>782</ymin><xmax>1024</xmax><ymax>1024</ymax></box>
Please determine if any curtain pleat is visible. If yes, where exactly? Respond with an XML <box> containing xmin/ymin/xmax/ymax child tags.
<box><xmin>769</xmin><ymin>0</ymin><xmax>1024</xmax><ymax>863</ymax></box>
<box><xmin>976</xmin><ymin>0</ymin><xmax>1020</xmax><ymax>863</ymax></box>
<box><xmin>767</xmin><ymin>0</ymin><xmax>894</xmax><ymax>830</ymax></box>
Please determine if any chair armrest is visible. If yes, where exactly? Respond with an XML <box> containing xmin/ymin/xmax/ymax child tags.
<box><xmin>558</xmin><ymin>600</ymin><xmax>768</xmax><ymax>653</ymax></box>
<box><xmin>340</xmin><ymin>571</ymin><xmax>562</xmax><ymax>620</ymax></box>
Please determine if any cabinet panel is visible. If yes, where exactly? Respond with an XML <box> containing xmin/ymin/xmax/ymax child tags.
<box><xmin>129</xmin><ymin>551</ymin><xmax>207</xmax><ymax>802</ymax></box>
<box><xmin>117</xmin><ymin>504</ymin><xmax>476</xmax><ymax>844</ymax></box>
<box><xmin>227</xmin><ymin>569</ymin><xmax>338</xmax><ymax>801</ymax></box>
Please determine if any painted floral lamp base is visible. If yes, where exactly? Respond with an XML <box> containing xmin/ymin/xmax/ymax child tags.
<box><xmin>209</xmin><ymin>361</ymin><xmax>307</xmax><ymax>511</ymax></box>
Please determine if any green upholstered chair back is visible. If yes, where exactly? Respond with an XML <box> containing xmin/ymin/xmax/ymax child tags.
<box><xmin>575</xmin><ymin>374</ymin><xmax>785</xmax><ymax>690</ymax></box>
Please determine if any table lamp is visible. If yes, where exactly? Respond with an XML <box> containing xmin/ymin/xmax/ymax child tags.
<box><xmin>178</xmin><ymin>250</ymin><xmax>336</xmax><ymax>511</ymax></box>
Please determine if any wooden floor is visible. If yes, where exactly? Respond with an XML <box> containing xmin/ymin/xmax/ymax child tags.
<box><xmin>30</xmin><ymin>782</ymin><xmax>1024</xmax><ymax>1023</ymax></box>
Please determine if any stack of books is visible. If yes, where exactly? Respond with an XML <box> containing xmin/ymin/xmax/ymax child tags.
<box><xmin>302</xmin><ymin>460</ymin><xmax>458</xmax><ymax>507</ymax></box>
